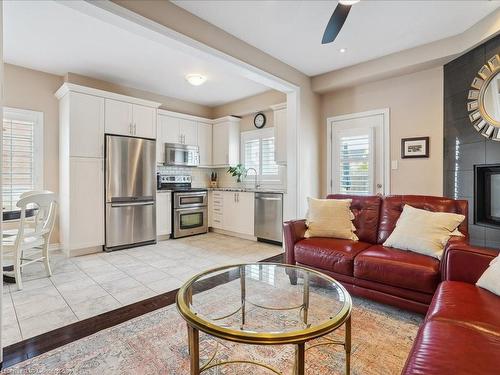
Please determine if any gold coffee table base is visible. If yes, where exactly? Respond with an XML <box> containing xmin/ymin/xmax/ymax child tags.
<box><xmin>178</xmin><ymin>264</ymin><xmax>353</xmax><ymax>375</ymax></box>
<box><xmin>186</xmin><ymin>315</ymin><xmax>351</xmax><ymax>375</ymax></box>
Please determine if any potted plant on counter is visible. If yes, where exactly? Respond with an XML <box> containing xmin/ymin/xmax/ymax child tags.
<box><xmin>227</xmin><ymin>164</ymin><xmax>246</xmax><ymax>183</ymax></box>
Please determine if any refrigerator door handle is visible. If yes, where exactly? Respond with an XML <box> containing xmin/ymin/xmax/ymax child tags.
<box><xmin>111</xmin><ymin>201</ymin><xmax>154</xmax><ymax>208</ymax></box>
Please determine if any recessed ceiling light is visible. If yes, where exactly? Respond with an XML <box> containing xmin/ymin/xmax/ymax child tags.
<box><xmin>339</xmin><ymin>0</ymin><xmax>360</xmax><ymax>5</ymax></box>
<box><xmin>340</xmin><ymin>48</ymin><xmax>347</xmax><ymax>53</ymax></box>
<box><xmin>185</xmin><ymin>74</ymin><xmax>207</xmax><ymax>86</ymax></box>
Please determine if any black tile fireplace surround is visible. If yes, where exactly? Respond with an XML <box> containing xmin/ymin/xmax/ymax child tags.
<box><xmin>474</xmin><ymin>164</ymin><xmax>500</xmax><ymax>229</ymax></box>
<box><xmin>443</xmin><ymin>34</ymin><xmax>500</xmax><ymax>248</ymax></box>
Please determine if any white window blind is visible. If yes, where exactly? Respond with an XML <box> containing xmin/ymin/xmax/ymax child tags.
<box><xmin>241</xmin><ymin>128</ymin><xmax>281</xmax><ymax>184</ymax></box>
<box><xmin>332</xmin><ymin>127</ymin><xmax>374</xmax><ymax>195</ymax></box>
<box><xmin>2</xmin><ymin>108</ymin><xmax>43</xmax><ymax>211</ymax></box>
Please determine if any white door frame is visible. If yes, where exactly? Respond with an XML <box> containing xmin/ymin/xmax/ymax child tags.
<box><xmin>326</xmin><ymin>108</ymin><xmax>390</xmax><ymax>195</ymax></box>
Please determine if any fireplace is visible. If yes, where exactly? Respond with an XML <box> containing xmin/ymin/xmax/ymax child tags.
<box><xmin>475</xmin><ymin>164</ymin><xmax>500</xmax><ymax>228</ymax></box>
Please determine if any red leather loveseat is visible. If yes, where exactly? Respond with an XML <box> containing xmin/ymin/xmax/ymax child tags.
<box><xmin>283</xmin><ymin>194</ymin><xmax>469</xmax><ymax>314</ymax></box>
<box><xmin>402</xmin><ymin>244</ymin><xmax>500</xmax><ymax>374</ymax></box>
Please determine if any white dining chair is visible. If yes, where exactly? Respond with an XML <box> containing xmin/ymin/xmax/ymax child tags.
<box><xmin>2</xmin><ymin>190</ymin><xmax>52</xmax><ymax>238</ymax></box>
<box><xmin>2</xmin><ymin>191</ymin><xmax>58</xmax><ymax>290</ymax></box>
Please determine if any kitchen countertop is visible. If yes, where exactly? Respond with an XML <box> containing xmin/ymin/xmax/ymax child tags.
<box><xmin>209</xmin><ymin>187</ymin><xmax>286</xmax><ymax>194</ymax></box>
<box><xmin>157</xmin><ymin>188</ymin><xmax>286</xmax><ymax>194</ymax></box>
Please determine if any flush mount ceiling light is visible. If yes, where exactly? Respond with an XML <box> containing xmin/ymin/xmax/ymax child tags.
<box><xmin>339</xmin><ymin>0</ymin><xmax>360</xmax><ymax>5</ymax></box>
<box><xmin>340</xmin><ymin>48</ymin><xmax>347</xmax><ymax>53</ymax></box>
<box><xmin>185</xmin><ymin>74</ymin><xmax>207</xmax><ymax>86</ymax></box>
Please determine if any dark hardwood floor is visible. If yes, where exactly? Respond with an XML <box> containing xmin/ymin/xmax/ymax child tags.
<box><xmin>1</xmin><ymin>253</ymin><xmax>284</xmax><ymax>369</ymax></box>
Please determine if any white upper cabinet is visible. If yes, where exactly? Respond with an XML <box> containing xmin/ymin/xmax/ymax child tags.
<box><xmin>132</xmin><ymin>104</ymin><xmax>156</xmax><ymax>139</ymax></box>
<box><xmin>67</xmin><ymin>92</ymin><xmax>104</xmax><ymax>158</ymax></box>
<box><xmin>197</xmin><ymin>122</ymin><xmax>212</xmax><ymax>167</ymax></box>
<box><xmin>105</xmin><ymin>99</ymin><xmax>157</xmax><ymax>138</ymax></box>
<box><xmin>161</xmin><ymin>115</ymin><xmax>181</xmax><ymax>144</ymax></box>
<box><xmin>158</xmin><ymin>115</ymin><xmax>197</xmax><ymax>145</ymax></box>
<box><xmin>105</xmin><ymin>99</ymin><xmax>132</xmax><ymax>136</ymax></box>
<box><xmin>212</xmin><ymin>117</ymin><xmax>240</xmax><ymax>167</ymax></box>
<box><xmin>271</xmin><ymin>103</ymin><xmax>287</xmax><ymax>165</ymax></box>
<box><xmin>179</xmin><ymin>119</ymin><xmax>198</xmax><ymax>145</ymax></box>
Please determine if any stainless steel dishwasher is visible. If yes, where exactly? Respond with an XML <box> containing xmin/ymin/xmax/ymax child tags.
<box><xmin>254</xmin><ymin>192</ymin><xmax>283</xmax><ymax>244</ymax></box>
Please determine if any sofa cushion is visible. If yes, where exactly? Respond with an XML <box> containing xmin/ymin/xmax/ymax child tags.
<box><xmin>402</xmin><ymin>320</ymin><xmax>500</xmax><ymax>375</ymax></box>
<box><xmin>377</xmin><ymin>195</ymin><xmax>468</xmax><ymax>244</ymax></box>
<box><xmin>354</xmin><ymin>245</ymin><xmax>440</xmax><ymax>294</ymax></box>
<box><xmin>426</xmin><ymin>281</ymin><xmax>500</xmax><ymax>329</ymax></box>
<box><xmin>294</xmin><ymin>238</ymin><xmax>371</xmax><ymax>276</ymax></box>
<box><xmin>326</xmin><ymin>194</ymin><xmax>381</xmax><ymax>244</ymax></box>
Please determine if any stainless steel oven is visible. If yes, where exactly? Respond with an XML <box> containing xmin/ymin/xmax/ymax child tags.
<box><xmin>164</xmin><ymin>143</ymin><xmax>199</xmax><ymax>167</ymax></box>
<box><xmin>172</xmin><ymin>190</ymin><xmax>208</xmax><ymax>238</ymax></box>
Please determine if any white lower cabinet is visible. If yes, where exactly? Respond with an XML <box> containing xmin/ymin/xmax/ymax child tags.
<box><xmin>156</xmin><ymin>191</ymin><xmax>172</xmax><ymax>237</ymax></box>
<box><xmin>62</xmin><ymin>157</ymin><xmax>104</xmax><ymax>253</ymax></box>
<box><xmin>210</xmin><ymin>191</ymin><xmax>254</xmax><ymax>236</ymax></box>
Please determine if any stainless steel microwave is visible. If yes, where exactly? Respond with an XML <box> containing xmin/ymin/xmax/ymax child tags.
<box><xmin>164</xmin><ymin>143</ymin><xmax>200</xmax><ymax>167</ymax></box>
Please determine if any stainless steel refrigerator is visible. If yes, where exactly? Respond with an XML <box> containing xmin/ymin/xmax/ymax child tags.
<box><xmin>105</xmin><ymin>135</ymin><xmax>156</xmax><ymax>251</ymax></box>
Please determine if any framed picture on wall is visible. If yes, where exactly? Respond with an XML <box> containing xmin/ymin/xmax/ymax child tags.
<box><xmin>401</xmin><ymin>137</ymin><xmax>430</xmax><ymax>158</ymax></box>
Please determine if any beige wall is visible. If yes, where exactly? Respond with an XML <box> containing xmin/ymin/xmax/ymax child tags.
<box><xmin>4</xmin><ymin>64</ymin><xmax>63</xmax><ymax>243</ymax></box>
<box><xmin>65</xmin><ymin>72</ymin><xmax>213</xmax><ymax>118</ymax></box>
<box><xmin>239</xmin><ymin>109</ymin><xmax>274</xmax><ymax>133</ymax></box>
<box><xmin>321</xmin><ymin>66</ymin><xmax>444</xmax><ymax>197</ymax></box>
<box><xmin>212</xmin><ymin>90</ymin><xmax>285</xmax><ymax>118</ymax></box>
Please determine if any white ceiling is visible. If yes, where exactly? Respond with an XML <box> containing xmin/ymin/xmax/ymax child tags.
<box><xmin>174</xmin><ymin>0</ymin><xmax>500</xmax><ymax>76</ymax></box>
<box><xmin>3</xmin><ymin>0</ymin><xmax>270</xmax><ymax>107</ymax></box>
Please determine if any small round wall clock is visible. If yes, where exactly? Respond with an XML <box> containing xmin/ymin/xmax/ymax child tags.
<box><xmin>254</xmin><ymin>113</ymin><xmax>266</xmax><ymax>129</ymax></box>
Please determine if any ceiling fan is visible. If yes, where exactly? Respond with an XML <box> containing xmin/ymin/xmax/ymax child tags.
<box><xmin>322</xmin><ymin>0</ymin><xmax>360</xmax><ymax>44</ymax></box>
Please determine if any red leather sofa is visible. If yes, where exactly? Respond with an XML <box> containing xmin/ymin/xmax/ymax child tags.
<box><xmin>283</xmin><ymin>194</ymin><xmax>469</xmax><ymax>314</ymax></box>
<box><xmin>402</xmin><ymin>244</ymin><xmax>500</xmax><ymax>374</ymax></box>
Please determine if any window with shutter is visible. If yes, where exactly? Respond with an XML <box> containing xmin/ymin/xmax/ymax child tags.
<box><xmin>240</xmin><ymin>128</ymin><xmax>281</xmax><ymax>185</ymax></box>
<box><xmin>2</xmin><ymin>108</ymin><xmax>44</xmax><ymax>211</ymax></box>
<box><xmin>332</xmin><ymin>127</ymin><xmax>374</xmax><ymax>195</ymax></box>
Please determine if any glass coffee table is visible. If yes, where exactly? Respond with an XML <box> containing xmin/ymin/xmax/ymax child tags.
<box><xmin>176</xmin><ymin>263</ymin><xmax>352</xmax><ymax>374</ymax></box>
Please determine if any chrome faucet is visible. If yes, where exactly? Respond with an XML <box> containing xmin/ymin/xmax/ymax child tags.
<box><xmin>245</xmin><ymin>167</ymin><xmax>260</xmax><ymax>189</ymax></box>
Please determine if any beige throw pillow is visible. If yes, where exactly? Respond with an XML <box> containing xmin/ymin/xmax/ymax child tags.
<box><xmin>305</xmin><ymin>198</ymin><xmax>358</xmax><ymax>240</ymax></box>
<box><xmin>476</xmin><ymin>256</ymin><xmax>500</xmax><ymax>296</ymax></box>
<box><xmin>383</xmin><ymin>204</ymin><xmax>465</xmax><ymax>259</ymax></box>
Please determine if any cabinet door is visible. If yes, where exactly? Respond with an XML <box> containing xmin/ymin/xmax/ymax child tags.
<box><xmin>156</xmin><ymin>192</ymin><xmax>171</xmax><ymax>236</ymax></box>
<box><xmin>69</xmin><ymin>157</ymin><xmax>104</xmax><ymax>249</ymax></box>
<box><xmin>69</xmin><ymin>92</ymin><xmax>104</xmax><ymax>158</ymax></box>
<box><xmin>274</xmin><ymin>108</ymin><xmax>287</xmax><ymax>164</ymax></box>
<box><xmin>212</xmin><ymin>123</ymin><xmax>229</xmax><ymax>166</ymax></box>
<box><xmin>133</xmin><ymin>104</ymin><xmax>156</xmax><ymax>139</ymax></box>
<box><xmin>105</xmin><ymin>99</ymin><xmax>133</xmax><ymax>136</ymax></box>
<box><xmin>221</xmin><ymin>191</ymin><xmax>238</xmax><ymax>232</ymax></box>
<box><xmin>160</xmin><ymin>115</ymin><xmax>180</xmax><ymax>144</ymax></box>
<box><xmin>179</xmin><ymin>118</ymin><xmax>198</xmax><ymax>145</ymax></box>
<box><xmin>234</xmin><ymin>192</ymin><xmax>254</xmax><ymax>236</ymax></box>
<box><xmin>197</xmin><ymin>122</ymin><xmax>212</xmax><ymax>166</ymax></box>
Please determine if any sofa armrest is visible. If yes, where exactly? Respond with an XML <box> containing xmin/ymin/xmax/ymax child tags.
<box><xmin>283</xmin><ymin>219</ymin><xmax>307</xmax><ymax>265</ymax></box>
<box><xmin>441</xmin><ymin>244</ymin><xmax>499</xmax><ymax>284</ymax></box>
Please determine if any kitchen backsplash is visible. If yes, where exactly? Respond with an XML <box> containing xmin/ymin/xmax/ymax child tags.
<box><xmin>157</xmin><ymin>165</ymin><xmax>286</xmax><ymax>190</ymax></box>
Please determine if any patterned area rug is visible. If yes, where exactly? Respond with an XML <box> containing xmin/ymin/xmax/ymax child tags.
<box><xmin>3</xmin><ymin>287</ymin><xmax>422</xmax><ymax>375</ymax></box>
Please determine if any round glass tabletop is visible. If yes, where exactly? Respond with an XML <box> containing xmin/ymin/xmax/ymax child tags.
<box><xmin>176</xmin><ymin>263</ymin><xmax>352</xmax><ymax>344</ymax></box>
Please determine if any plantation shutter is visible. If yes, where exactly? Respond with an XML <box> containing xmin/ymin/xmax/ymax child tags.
<box><xmin>261</xmin><ymin>137</ymin><xmax>278</xmax><ymax>176</ymax></box>
<box><xmin>241</xmin><ymin>128</ymin><xmax>280</xmax><ymax>183</ymax></box>
<box><xmin>2</xmin><ymin>117</ymin><xmax>36</xmax><ymax>210</ymax></box>
<box><xmin>332</xmin><ymin>127</ymin><xmax>374</xmax><ymax>195</ymax></box>
<box><xmin>244</xmin><ymin>138</ymin><xmax>260</xmax><ymax>174</ymax></box>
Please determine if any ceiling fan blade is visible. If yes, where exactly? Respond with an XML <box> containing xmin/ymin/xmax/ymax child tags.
<box><xmin>321</xmin><ymin>3</ymin><xmax>351</xmax><ymax>44</ymax></box>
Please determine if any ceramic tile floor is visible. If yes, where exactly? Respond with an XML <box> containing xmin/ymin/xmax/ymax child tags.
<box><xmin>2</xmin><ymin>232</ymin><xmax>283</xmax><ymax>346</ymax></box>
